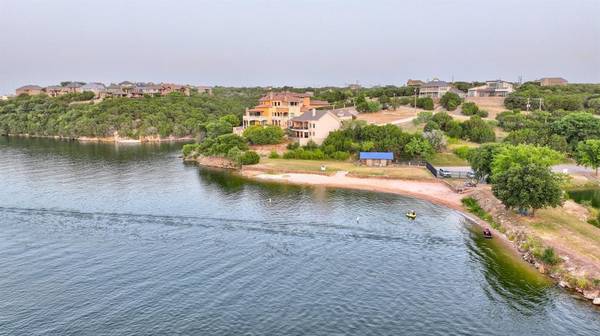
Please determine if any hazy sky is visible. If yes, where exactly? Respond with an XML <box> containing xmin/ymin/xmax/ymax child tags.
<box><xmin>1</xmin><ymin>0</ymin><xmax>599</xmax><ymax>94</ymax></box>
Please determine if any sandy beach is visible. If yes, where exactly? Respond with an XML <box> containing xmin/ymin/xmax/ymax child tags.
<box><xmin>242</xmin><ymin>169</ymin><xmax>466</xmax><ymax>211</ymax></box>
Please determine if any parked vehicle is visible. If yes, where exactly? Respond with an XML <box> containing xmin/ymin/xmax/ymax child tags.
<box><xmin>438</xmin><ymin>168</ymin><xmax>452</xmax><ymax>178</ymax></box>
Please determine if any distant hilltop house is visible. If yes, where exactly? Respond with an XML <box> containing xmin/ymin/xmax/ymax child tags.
<box><xmin>13</xmin><ymin>81</ymin><xmax>212</xmax><ymax>99</ymax></box>
<box><xmin>289</xmin><ymin>109</ymin><xmax>343</xmax><ymax>146</ymax></box>
<box><xmin>242</xmin><ymin>91</ymin><xmax>329</xmax><ymax>129</ymax></box>
<box><xmin>418</xmin><ymin>80</ymin><xmax>465</xmax><ymax>99</ymax></box>
<box><xmin>15</xmin><ymin>85</ymin><xmax>44</xmax><ymax>96</ymax></box>
<box><xmin>406</xmin><ymin>79</ymin><xmax>424</xmax><ymax>87</ymax></box>
<box><xmin>467</xmin><ymin>80</ymin><xmax>514</xmax><ymax>97</ymax></box>
<box><xmin>329</xmin><ymin>106</ymin><xmax>358</xmax><ymax>121</ymax></box>
<box><xmin>537</xmin><ymin>77</ymin><xmax>568</xmax><ymax>86</ymax></box>
<box><xmin>348</xmin><ymin>83</ymin><xmax>362</xmax><ymax>91</ymax></box>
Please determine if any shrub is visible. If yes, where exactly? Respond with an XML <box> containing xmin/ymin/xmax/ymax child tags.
<box><xmin>240</xmin><ymin>151</ymin><xmax>260</xmax><ymax>165</ymax></box>
<box><xmin>287</xmin><ymin>142</ymin><xmax>300</xmax><ymax>150</ymax></box>
<box><xmin>331</xmin><ymin>151</ymin><xmax>351</xmax><ymax>160</ymax></box>
<box><xmin>226</xmin><ymin>146</ymin><xmax>243</xmax><ymax>163</ymax></box>
<box><xmin>182</xmin><ymin>144</ymin><xmax>200</xmax><ymax>157</ymax></box>
<box><xmin>269</xmin><ymin>150</ymin><xmax>280</xmax><ymax>159</ymax></box>
<box><xmin>440</xmin><ymin>92</ymin><xmax>462</xmax><ymax>111</ymax></box>
<box><xmin>416</xmin><ymin>97</ymin><xmax>434</xmax><ymax>110</ymax></box>
<box><xmin>413</xmin><ymin>111</ymin><xmax>433</xmax><ymax>125</ymax></box>
<box><xmin>477</xmin><ymin>109</ymin><xmax>489</xmax><ymax>118</ymax></box>
<box><xmin>304</xmin><ymin>139</ymin><xmax>319</xmax><ymax>150</ymax></box>
<box><xmin>539</xmin><ymin>247</ymin><xmax>560</xmax><ymax>265</ymax></box>
<box><xmin>453</xmin><ymin>146</ymin><xmax>472</xmax><ymax>160</ymax></box>
<box><xmin>243</xmin><ymin>125</ymin><xmax>284</xmax><ymax>145</ymax></box>
<box><xmin>423</xmin><ymin>120</ymin><xmax>440</xmax><ymax>132</ymax></box>
<box><xmin>445</xmin><ymin>120</ymin><xmax>463</xmax><ymax>139</ymax></box>
<box><xmin>462</xmin><ymin>102</ymin><xmax>479</xmax><ymax>115</ymax></box>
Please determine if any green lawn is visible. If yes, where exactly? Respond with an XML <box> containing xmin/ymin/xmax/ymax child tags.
<box><xmin>429</xmin><ymin>152</ymin><xmax>469</xmax><ymax>166</ymax></box>
<box><xmin>255</xmin><ymin>158</ymin><xmax>434</xmax><ymax>180</ymax></box>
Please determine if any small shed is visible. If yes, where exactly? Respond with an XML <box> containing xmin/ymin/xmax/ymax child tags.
<box><xmin>359</xmin><ymin>152</ymin><xmax>394</xmax><ymax>167</ymax></box>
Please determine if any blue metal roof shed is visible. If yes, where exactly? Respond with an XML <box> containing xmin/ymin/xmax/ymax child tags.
<box><xmin>359</xmin><ymin>152</ymin><xmax>394</xmax><ymax>160</ymax></box>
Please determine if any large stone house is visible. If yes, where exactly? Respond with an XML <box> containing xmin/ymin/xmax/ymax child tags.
<box><xmin>418</xmin><ymin>80</ymin><xmax>465</xmax><ymax>99</ymax></box>
<box><xmin>467</xmin><ymin>80</ymin><xmax>514</xmax><ymax>97</ymax></box>
<box><xmin>15</xmin><ymin>85</ymin><xmax>44</xmax><ymax>96</ymax></box>
<box><xmin>288</xmin><ymin>109</ymin><xmax>342</xmax><ymax>146</ymax></box>
<box><xmin>538</xmin><ymin>77</ymin><xmax>568</xmax><ymax>86</ymax></box>
<box><xmin>242</xmin><ymin>91</ymin><xmax>329</xmax><ymax>129</ymax></box>
<box><xmin>80</xmin><ymin>82</ymin><xmax>106</xmax><ymax>96</ymax></box>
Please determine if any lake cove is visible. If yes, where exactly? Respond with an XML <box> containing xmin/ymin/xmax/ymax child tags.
<box><xmin>0</xmin><ymin>137</ymin><xmax>598</xmax><ymax>335</ymax></box>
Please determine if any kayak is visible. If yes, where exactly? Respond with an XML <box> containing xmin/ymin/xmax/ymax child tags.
<box><xmin>406</xmin><ymin>213</ymin><xmax>417</xmax><ymax>219</ymax></box>
<box><xmin>483</xmin><ymin>229</ymin><xmax>493</xmax><ymax>239</ymax></box>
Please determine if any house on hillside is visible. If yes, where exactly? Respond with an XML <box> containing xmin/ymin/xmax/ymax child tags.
<box><xmin>406</xmin><ymin>79</ymin><xmax>424</xmax><ymax>87</ymax></box>
<box><xmin>196</xmin><ymin>85</ymin><xmax>213</xmax><ymax>95</ymax></box>
<box><xmin>15</xmin><ymin>85</ymin><xmax>44</xmax><ymax>96</ymax></box>
<box><xmin>330</xmin><ymin>107</ymin><xmax>358</xmax><ymax>122</ymax></box>
<box><xmin>80</xmin><ymin>83</ymin><xmax>106</xmax><ymax>97</ymax></box>
<box><xmin>538</xmin><ymin>77</ymin><xmax>568</xmax><ymax>86</ymax></box>
<box><xmin>105</xmin><ymin>84</ymin><xmax>127</xmax><ymax>98</ymax></box>
<box><xmin>64</xmin><ymin>82</ymin><xmax>83</xmax><ymax>94</ymax></box>
<box><xmin>160</xmin><ymin>84</ymin><xmax>191</xmax><ymax>96</ymax></box>
<box><xmin>242</xmin><ymin>91</ymin><xmax>329</xmax><ymax>129</ymax></box>
<box><xmin>467</xmin><ymin>80</ymin><xmax>514</xmax><ymax>97</ymax></box>
<box><xmin>418</xmin><ymin>80</ymin><xmax>465</xmax><ymax>99</ymax></box>
<box><xmin>359</xmin><ymin>152</ymin><xmax>394</xmax><ymax>167</ymax></box>
<box><xmin>44</xmin><ymin>85</ymin><xmax>69</xmax><ymax>97</ymax></box>
<box><xmin>288</xmin><ymin>109</ymin><xmax>341</xmax><ymax>146</ymax></box>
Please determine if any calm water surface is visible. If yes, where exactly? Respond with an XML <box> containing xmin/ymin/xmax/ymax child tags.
<box><xmin>0</xmin><ymin>137</ymin><xmax>598</xmax><ymax>335</ymax></box>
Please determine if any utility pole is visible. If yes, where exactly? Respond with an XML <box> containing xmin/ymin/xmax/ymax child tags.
<box><xmin>526</xmin><ymin>97</ymin><xmax>531</xmax><ymax>112</ymax></box>
<box><xmin>538</xmin><ymin>97</ymin><xmax>543</xmax><ymax>111</ymax></box>
<box><xmin>414</xmin><ymin>88</ymin><xmax>418</xmax><ymax>113</ymax></box>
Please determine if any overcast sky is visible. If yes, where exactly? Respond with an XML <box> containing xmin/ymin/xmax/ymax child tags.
<box><xmin>1</xmin><ymin>0</ymin><xmax>599</xmax><ymax>94</ymax></box>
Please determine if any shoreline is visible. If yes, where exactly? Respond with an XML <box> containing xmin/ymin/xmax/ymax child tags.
<box><xmin>240</xmin><ymin>169</ymin><xmax>522</xmax><ymax>256</ymax></box>
<box><xmin>3</xmin><ymin>133</ymin><xmax>196</xmax><ymax>143</ymax></box>
<box><xmin>237</xmin><ymin>167</ymin><xmax>600</xmax><ymax>306</ymax></box>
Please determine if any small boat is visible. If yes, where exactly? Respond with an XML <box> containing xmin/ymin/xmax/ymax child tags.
<box><xmin>406</xmin><ymin>212</ymin><xmax>417</xmax><ymax>219</ymax></box>
<box><xmin>483</xmin><ymin>228</ymin><xmax>493</xmax><ymax>239</ymax></box>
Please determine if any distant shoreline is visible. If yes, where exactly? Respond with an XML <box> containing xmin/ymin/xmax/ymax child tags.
<box><xmin>3</xmin><ymin>133</ymin><xmax>196</xmax><ymax>143</ymax></box>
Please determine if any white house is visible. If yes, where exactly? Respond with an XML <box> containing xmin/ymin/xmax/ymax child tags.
<box><xmin>288</xmin><ymin>109</ymin><xmax>342</xmax><ymax>146</ymax></box>
<box><xmin>468</xmin><ymin>80</ymin><xmax>514</xmax><ymax>97</ymax></box>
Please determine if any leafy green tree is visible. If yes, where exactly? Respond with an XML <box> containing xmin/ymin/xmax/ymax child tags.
<box><xmin>440</xmin><ymin>92</ymin><xmax>462</xmax><ymax>111</ymax></box>
<box><xmin>220</xmin><ymin>114</ymin><xmax>240</xmax><ymax>127</ymax></box>
<box><xmin>467</xmin><ymin>143</ymin><xmax>505</xmax><ymax>179</ymax></box>
<box><xmin>416</xmin><ymin>97</ymin><xmax>434</xmax><ymax>110</ymax></box>
<box><xmin>404</xmin><ymin>136</ymin><xmax>433</xmax><ymax>160</ymax></box>
<box><xmin>551</xmin><ymin>112</ymin><xmax>600</xmax><ymax>148</ymax></box>
<box><xmin>490</xmin><ymin>144</ymin><xmax>563</xmax><ymax>178</ymax></box>
<box><xmin>423</xmin><ymin>130</ymin><xmax>446</xmax><ymax>152</ymax></box>
<box><xmin>461</xmin><ymin>101</ymin><xmax>480</xmax><ymax>115</ymax></box>
<box><xmin>575</xmin><ymin>139</ymin><xmax>600</xmax><ymax>175</ymax></box>
<box><xmin>461</xmin><ymin>116</ymin><xmax>495</xmax><ymax>143</ymax></box>
<box><xmin>240</xmin><ymin>151</ymin><xmax>260</xmax><ymax>165</ymax></box>
<box><xmin>445</xmin><ymin>120</ymin><xmax>463</xmax><ymax>139</ymax></box>
<box><xmin>431</xmin><ymin>112</ymin><xmax>453</xmax><ymax>131</ymax></box>
<box><xmin>205</xmin><ymin>119</ymin><xmax>233</xmax><ymax>138</ymax></box>
<box><xmin>242</xmin><ymin>125</ymin><xmax>284</xmax><ymax>145</ymax></box>
<box><xmin>492</xmin><ymin>163</ymin><xmax>563</xmax><ymax>215</ymax></box>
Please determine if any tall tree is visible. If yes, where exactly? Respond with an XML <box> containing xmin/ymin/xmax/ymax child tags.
<box><xmin>575</xmin><ymin>139</ymin><xmax>600</xmax><ymax>176</ymax></box>
<box><xmin>492</xmin><ymin>163</ymin><xmax>563</xmax><ymax>215</ymax></box>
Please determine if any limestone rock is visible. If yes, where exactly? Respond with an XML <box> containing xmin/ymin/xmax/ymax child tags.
<box><xmin>593</xmin><ymin>297</ymin><xmax>600</xmax><ymax>305</ymax></box>
<box><xmin>583</xmin><ymin>290</ymin><xmax>599</xmax><ymax>300</ymax></box>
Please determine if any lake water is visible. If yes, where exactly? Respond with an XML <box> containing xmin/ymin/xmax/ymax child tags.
<box><xmin>0</xmin><ymin>137</ymin><xmax>598</xmax><ymax>335</ymax></box>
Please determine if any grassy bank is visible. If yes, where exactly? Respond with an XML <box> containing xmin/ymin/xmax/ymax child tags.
<box><xmin>254</xmin><ymin>158</ymin><xmax>434</xmax><ymax>180</ymax></box>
